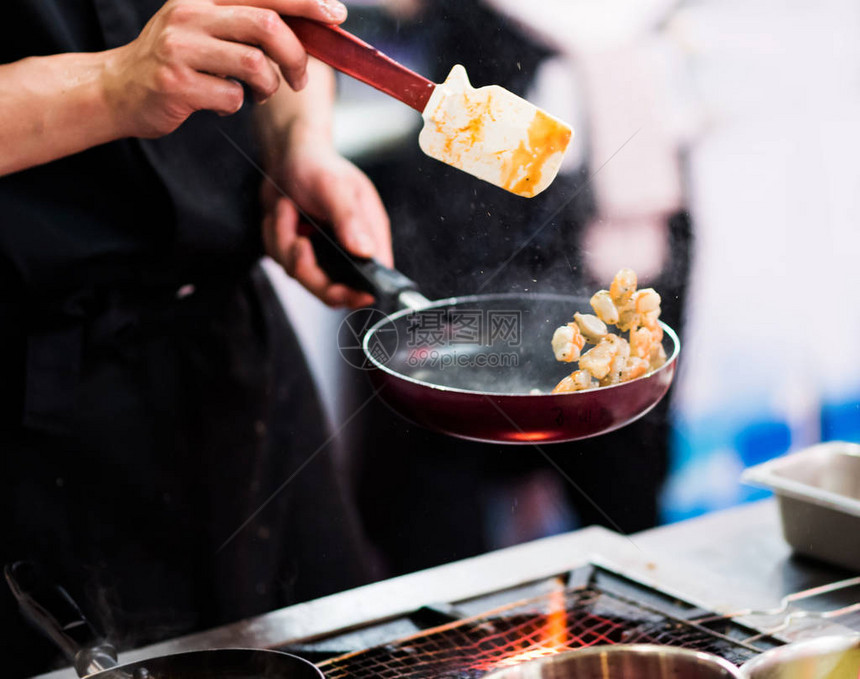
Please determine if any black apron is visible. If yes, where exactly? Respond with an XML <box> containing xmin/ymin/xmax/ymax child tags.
<box><xmin>0</xmin><ymin>3</ymin><xmax>371</xmax><ymax>675</ymax></box>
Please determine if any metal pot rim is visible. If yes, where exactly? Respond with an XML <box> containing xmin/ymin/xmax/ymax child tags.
<box><xmin>740</xmin><ymin>635</ymin><xmax>860</xmax><ymax>678</ymax></box>
<box><xmin>482</xmin><ymin>644</ymin><xmax>743</xmax><ymax>679</ymax></box>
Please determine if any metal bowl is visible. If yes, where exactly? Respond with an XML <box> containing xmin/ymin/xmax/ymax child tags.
<box><xmin>482</xmin><ymin>645</ymin><xmax>742</xmax><ymax>679</ymax></box>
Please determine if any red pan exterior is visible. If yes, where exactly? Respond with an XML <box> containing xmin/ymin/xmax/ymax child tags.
<box><xmin>367</xmin><ymin>358</ymin><xmax>676</xmax><ymax>444</ymax></box>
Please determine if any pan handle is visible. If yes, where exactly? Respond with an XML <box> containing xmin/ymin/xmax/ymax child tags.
<box><xmin>4</xmin><ymin>561</ymin><xmax>119</xmax><ymax>677</ymax></box>
<box><xmin>305</xmin><ymin>225</ymin><xmax>431</xmax><ymax>310</ymax></box>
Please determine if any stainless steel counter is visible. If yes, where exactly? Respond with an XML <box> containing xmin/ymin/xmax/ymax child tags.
<box><xmin>33</xmin><ymin>499</ymin><xmax>860</xmax><ymax>679</ymax></box>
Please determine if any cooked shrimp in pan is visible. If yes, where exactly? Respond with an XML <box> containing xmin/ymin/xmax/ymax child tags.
<box><xmin>609</xmin><ymin>268</ymin><xmax>637</xmax><ymax>306</ymax></box>
<box><xmin>579</xmin><ymin>333</ymin><xmax>627</xmax><ymax>381</ymax></box>
<box><xmin>630</xmin><ymin>327</ymin><xmax>652</xmax><ymax>359</ymax></box>
<box><xmin>590</xmin><ymin>290</ymin><xmax>619</xmax><ymax>325</ymax></box>
<box><xmin>621</xmin><ymin>356</ymin><xmax>650</xmax><ymax>382</ymax></box>
<box><xmin>551</xmin><ymin>369</ymin><xmax>595</xmax><ymax>393</ymax></box>
<box><xmin>550</xmin><ymin>269</ymin><xmax>665</xmax><ymax>393</ymax></box>
<box><xmin>551</xmin><ymin>323</ymin><xmax>585</xmax><ymax>362</ymax></box>
<box><xmin>573</xmin><ymin>312</ymin><xmax>608</xmax><ymax>343</ymax></box>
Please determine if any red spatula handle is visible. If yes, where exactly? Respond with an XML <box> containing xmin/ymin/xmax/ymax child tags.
<box><xmin>285</xmin><ymin>18</ymin><xmax>436</xmax><ymax>112</ymax></box>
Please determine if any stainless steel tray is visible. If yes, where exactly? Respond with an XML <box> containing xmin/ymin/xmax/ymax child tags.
<box><xmin>742</xmin><ymin>442</ymin><xmax>860</xmax><ymax>571</ymax></box>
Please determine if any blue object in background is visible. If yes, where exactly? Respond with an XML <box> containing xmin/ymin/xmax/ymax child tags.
<box><xmin>734</xmin><ymin>419</ymin><xmax>792</xmax><ymax>468</ymax></box>
<box><xmin>662</xmin><ymin>412</ymin><xmax>750</xmax><ymax>523</ymax></box>
<box><xmin>822</xmin><ymin>395</ymin><xmax>860</xmax><ymax>442</ymax></box>
<box><xmin>661</xmin><ymin>393</ymin><xmax>860</xmax><ymax>525</ymax></box>
<box><xmin>734</xmin><ymin>419</ymin><xmax>792</xmax><ymax>503</ymax></box>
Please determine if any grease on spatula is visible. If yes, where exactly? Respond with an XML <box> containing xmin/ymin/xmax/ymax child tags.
<box><xmin>501</xmin><ymin>109</ymin><xmax>573</xmax><ymax>196</ymax></box>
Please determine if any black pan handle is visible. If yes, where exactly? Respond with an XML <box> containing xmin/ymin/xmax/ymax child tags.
<box><xmin>306</xmin><ymin>225</ymin><xmax>422</xmax><ymax>303</ymax></box>
<box><xmin>5</xmin><ymin>561</ymin><xmax>119</xmax><ymax>677</ymax></box>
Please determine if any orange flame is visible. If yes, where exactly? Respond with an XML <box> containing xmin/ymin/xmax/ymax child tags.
<box><xmin>492</xmin><ymin>583</ymin><xmax>568</xmax><ymax>669</ymax></box>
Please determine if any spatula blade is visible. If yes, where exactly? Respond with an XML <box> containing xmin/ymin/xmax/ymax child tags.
<box><xmin>418</xmin><ymin>65</ymin><xmax>573</xmax><ymax>198</ymax></box>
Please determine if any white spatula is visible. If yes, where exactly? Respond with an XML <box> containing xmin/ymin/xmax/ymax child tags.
<box><xmin>286</xmin><ymin>18</ymin><xmax>574</xmax><ymax>198</ymax></box>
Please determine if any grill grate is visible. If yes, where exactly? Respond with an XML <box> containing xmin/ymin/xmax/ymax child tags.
<box><xmin>318</xmin><ymin>582</ymin><xmax>766</xmax><ymax>679</ymax></box>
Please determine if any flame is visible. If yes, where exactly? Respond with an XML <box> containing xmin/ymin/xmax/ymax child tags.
<box><xmin>546</xmin><ymin>587</ymin><xmax>568</xmax><ymax>647</ymax></box>
<box><xmin>491</xmin><ymin>583</ymin><xmax>569</xmax><ymax>669</ymax></box>
<box><xmin>492</xmin><ymin>648</ymin><xmax>558</xmax><ymax>668</ymax></box>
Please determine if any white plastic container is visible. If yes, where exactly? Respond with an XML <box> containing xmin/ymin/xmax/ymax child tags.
<box><xmin>742</xmin><ymin>442</ymin><xmax>860</xmax><ymax>571</ymax></box>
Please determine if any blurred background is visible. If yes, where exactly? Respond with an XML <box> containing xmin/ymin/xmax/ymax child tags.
<box><xmin>267</xmin><ymin>0</ymin><xmax>860</xmax><ymax>576</ymax></box>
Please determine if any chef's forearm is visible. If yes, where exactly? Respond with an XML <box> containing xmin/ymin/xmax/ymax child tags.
<box><xmin>254</xmin><ymin>58</ymin><xmax>336</xmax><ymax>169</ymax></box>
<box><xmin>0</xmin><ymin>52</ymin><xmax>125</xmax><ymax>177</ymax></box>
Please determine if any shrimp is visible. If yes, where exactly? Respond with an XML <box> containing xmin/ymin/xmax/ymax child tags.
<box><xmin>548</xmin><ymin>269</ymin><xmax>668</xmax><ymax>392</ymax></box>
<box><xmin>646</xmin><ymin>319</ymin><xmax>664</xmax><ymax>342</ymax></box>
<box><xmin>573</xmin><ymin>312</ymin><xmax>608</xmax><ymax>344</ymax></box>
<box><xmin>615</xmin><ymin>301</ymin><xmax>639</xmax><ymax>333</ymax></box>
<box><xmin>590</xmin><ymin>290</ymin><xmax>619</xmax><ymax>325</ymax></box>
<box><xmin>616</xmin><ymin>287</ymin><xmax>661</xmax><ymax>333</ymax></box>
<box><xmin>551</xmin><ymin>323</ymin><xmax>585</xmax><ymax>363</ymax></box>
<box><xmin>600</xmin><ymin>352</ymin><xmax>631</xmax><ymax>386</ymax></box>
<box><xmin>580</xmin><ymin>333</ymin><xmax>628</xmax><ymax>380</ymax></box>
<box><xmin>629</xmin><ymin>296</ymin><xmax>666</xmax><ymax>360</ymax></box>
<box><xmin>552</xmin><ymin>369</ymin><xmax>595</xmax><ymax>393</ymax></box>
<box><xmin>608</xmin><ymin>332</ymin><xmax>631</xmax><ymax>360</ymax></box>
<box><xmin>598</xmin><ymin>334</ymin><xmax>632</xmax><ymax>386</ymax></box>
<box><xmin>634</xmin><ymin>288</ymin><xmax>661</xmax><ymax>315</ymax></box>
<box><xmin>621</xmin><ymin>356</ymin><xmax>650</xmax><ymax>381</ymax></box>
<box><xmin>609</xmin><ymin>268</ymin><xmax>637</xmax><ymax>306</ymax></box>
<box><xmin>649</xmin><ymin>342</ymin><xmax>668</xmax><ymax>370</ymax></box>
<box><xmin>630</xmin><ymin>327</ymin><xmax>653</xmax><ymax>359</ymax></box>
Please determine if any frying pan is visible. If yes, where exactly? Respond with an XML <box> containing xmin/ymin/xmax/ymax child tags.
<box><xmin>312</xmin><ymin>231</ymin><xmax>679</xmax><ymax>445</ymax></box>
<box><xmin>5</xmin><ymin>561</ymin><xmax>322</xmax><ymax>679</ymax></box>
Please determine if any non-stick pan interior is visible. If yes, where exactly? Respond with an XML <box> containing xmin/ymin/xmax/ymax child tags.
<box><xmin>365</xmin><ymin>293</ymin><xmax>676</xmax><ymax>395</ymax></box>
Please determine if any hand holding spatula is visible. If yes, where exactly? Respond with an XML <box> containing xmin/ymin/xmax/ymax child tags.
<box><xmin>285</xmin><ymin>18</ymin><xmax>573</xmax><ymax>198</ymax></box>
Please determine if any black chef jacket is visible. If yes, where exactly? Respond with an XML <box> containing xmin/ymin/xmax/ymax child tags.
<box><xmin>0</xmin><ymin>0</ymin><xmax>263</xmax><ymax>294</ymax></box>
<box><xmin>1</xmin><ymin>0</ymin><xmax>264</xmax><ymax>432</ymax></box>
<box><xmin>0</xmin><ymin>3</ymin><xmax>371</xmax><ymax>676</ymax></box>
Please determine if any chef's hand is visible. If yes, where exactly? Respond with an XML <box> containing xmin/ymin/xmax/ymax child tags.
<box><xmin>261</xmin><ymin>126</ymin><xmax>393</xmax><ymax>309</ymax></box>
<box><xmin>101</xmin><ymin>0</ymin><xmax>348</xmax><ymax>138</ymax></box>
